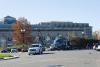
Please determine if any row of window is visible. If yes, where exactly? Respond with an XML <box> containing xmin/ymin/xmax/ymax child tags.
<box><xmin>33</xmin><ymin>22</ymin><xmax>89</xmax><ymax>28</ymax></box>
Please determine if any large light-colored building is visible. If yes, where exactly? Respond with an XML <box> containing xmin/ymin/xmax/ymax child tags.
<box><xmin>0</xmin><ymin>16</ymin><xmax>92</xmax><ymax>46</ymax></box>
<box><xmin>32</xmin><ymin>21</ymin><xmax>92</xmax><ymax>40</ymax></box>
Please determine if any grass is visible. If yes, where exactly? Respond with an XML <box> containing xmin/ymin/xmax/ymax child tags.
<box><xmin>0</xmin><ymin>53</ymin><xmax>13</xmax><ymax>59</ymax></box>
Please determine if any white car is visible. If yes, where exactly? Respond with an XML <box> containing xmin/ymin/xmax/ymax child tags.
<box><xmin>96</xmin><ymin>45</ymin><xmax>100</xmax><ymax>51</ymax></box>
<box><xmin>11</xmin><ymin>48</ymin><xmax>18</xmax><ymax>53</ymax></box>
<box><xmin>28</xmin><ymin>44</ymin><xmax>43</xmax><ymax>55</ymax></box>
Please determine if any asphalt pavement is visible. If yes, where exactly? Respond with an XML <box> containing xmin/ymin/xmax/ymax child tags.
<box><xmin>0</xmin><ymin>50</ymin><xmax>100</xmax><ymax>67</ymax></box>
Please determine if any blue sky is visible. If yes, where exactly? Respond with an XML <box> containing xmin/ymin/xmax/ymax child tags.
<box><xmin>0</xmin><ymin>0</ymin><xmax>100</xmax><ymax>31</ymax></box>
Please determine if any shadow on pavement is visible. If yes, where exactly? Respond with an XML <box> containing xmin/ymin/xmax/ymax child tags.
<box><xmin>46</xmin><ymin>64</ymin><xmax>63</xmax><ymax>67</ymax></box>
<box><xmin>42</xmin><ymin>52</ymin><xmax>54</xmax><ymax>55</ymax></box>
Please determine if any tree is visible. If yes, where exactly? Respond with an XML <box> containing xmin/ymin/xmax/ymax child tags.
<box><xmin>67</xmin><ymin>32</ymin><xmax>76</xmax><ymax>41</ymax></box>
<box><xmin>12</xmin><ymin>17</ymin><xmax>33</xmax><ymax>45</ymax></box>
<box><xmin>93</xmin><ymin>31</ymin><xmax>100</xmax><ymax>40</ymax></box>
<box><xmin>70</xmin><ymin>37</ymin><xmax>87</xmax><ymax>49</ymax></box>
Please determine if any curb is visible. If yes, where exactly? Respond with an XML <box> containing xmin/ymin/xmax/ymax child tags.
<box><xmin>3</xmin><ymin>56</ymin><xmax>19</xmax><ymax>60</ymax></box>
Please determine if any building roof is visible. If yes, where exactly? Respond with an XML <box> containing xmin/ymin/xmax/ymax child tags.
<box><xmin>32</xmin><ymin>21</ymin><xmax>90</xmax><ymax>29</ymax></box>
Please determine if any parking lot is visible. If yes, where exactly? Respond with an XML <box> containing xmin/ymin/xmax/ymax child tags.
<box><xmin>0</xmin><ymin>50</ymin><xmax>100</xmax><ymax>67</ymax></box>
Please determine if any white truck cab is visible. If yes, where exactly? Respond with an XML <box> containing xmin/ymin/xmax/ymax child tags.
<box><xmin>28</xmin><ymin>44</ymin><xmax>43</xmax><ymax>55</ymax></box>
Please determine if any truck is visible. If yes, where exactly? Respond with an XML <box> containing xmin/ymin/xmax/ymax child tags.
<box><xmin>50</xmin><ymin>35</ymin><xmax>69</xmax><ymax>50</ymax></box>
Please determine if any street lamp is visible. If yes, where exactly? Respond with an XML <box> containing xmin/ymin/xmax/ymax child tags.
<box><xmin>82</xmin><ymin>32</ymin><xmax>85</xmax><ymax>38</ymax></box>
<box><xmin>20</xmin><ymin>29</ymin><xmax>26</xmax><ymax>44</ymax></box>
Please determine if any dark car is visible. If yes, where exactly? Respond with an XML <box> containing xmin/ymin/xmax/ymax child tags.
<box><xmin>42</xmin><ymin>46</ymin><xmax>45</xmax><ymax>51</ymax></box>
<box><xmin>1</xmin><ymin>49</ymin><xmax>8</xmax><ymax>53</ymax></box>
<box><xmin>21</xmin><ymin>48</ymin><xmax>28</xmax><ymax>52</ymax></box>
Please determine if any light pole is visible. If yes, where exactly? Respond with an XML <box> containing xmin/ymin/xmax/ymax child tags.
<box><xmin>20</xmin><ymin>29</ymin><xmax>26</xmax><ymax>44</ymax></box>
<box><xmin>67</xmin><ymin>32</ymin><xmax>70</xmax><ymax>41</ymax></box>
<box><xmin>82</xmin><ymin>32</ymin><xmax>85</xmax><ymax>38</ymax></box>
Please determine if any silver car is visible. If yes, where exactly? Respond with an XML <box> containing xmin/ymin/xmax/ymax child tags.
<box><xmin>28</xmin><ymin>44</ymin><xmax>43</xmax><ymax>55</ymax></box>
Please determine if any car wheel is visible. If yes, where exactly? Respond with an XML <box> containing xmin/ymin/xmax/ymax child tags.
<box><xmin>41</xmin><ymin>51</ymin><xmax>43</xmax><ymax>54</ymax></box>
<box><xmin>28</xmin><ymin>53</ymin><xmax>30</xmax><ymax>55</ymax></box>
<box><xmin>38</xmin><ymin>50</ymin><xmax>41</xmax><ymax>54</ymax></box>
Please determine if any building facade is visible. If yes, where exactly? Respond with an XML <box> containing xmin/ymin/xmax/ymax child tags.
<box><xmin>32</xmin><ymin>21</ymin><xmax>92</xmax><ymax>40</ymax></box>
<box><xmin>0</xmin><ymin>16</ymin><xmax>92</xmax><ymax>46</ymax></box>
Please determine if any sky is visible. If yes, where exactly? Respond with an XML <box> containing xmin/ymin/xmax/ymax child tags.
<box><xmin>0</xmin><ymin>0</ymin><xmax>100</xmax><ymax>31</ymax></box>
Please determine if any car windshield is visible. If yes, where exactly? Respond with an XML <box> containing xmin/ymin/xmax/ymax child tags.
<box><xmin>32</xmin><ymin>45</ymin><xmax>39</xmax><ymax>47</ymax></box>
<box><xmin>29</xmin><ymin>49</ymin><xmax>35</xmax><ymax>51</ymax></box>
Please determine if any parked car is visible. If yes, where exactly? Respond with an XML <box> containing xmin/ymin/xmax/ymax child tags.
<box><xmin>28</xmin><ymin>44</ymin><xmax>43</xmax><ymax>55</ymax></box>
<box><xmin>96</xmin><ymin>45</ymin><xmax>100</xmax><ymax>51</ymax></box>
<box><xmin>95</xmin><ymin>43</ymin><xmax>100</xmax><ymax>51</ymax></box>
<box><xmin>42</xmin><ymin>46</ymin><xmax>45</xmax><ymax>51</ymax></box>
<box><xmin>1</xmin><ymin>49</ymin><xmax>8</xmax><ymax>53</ymax></box>
<box><xmin>11</xmin><ymin>48</ymin><xmax>18</xmax><ymax>53</ymax></box>
<box><xmin>21</xmin><ymin>48</ymin><xmax>28</xmax><ymax>52</ymax></box>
